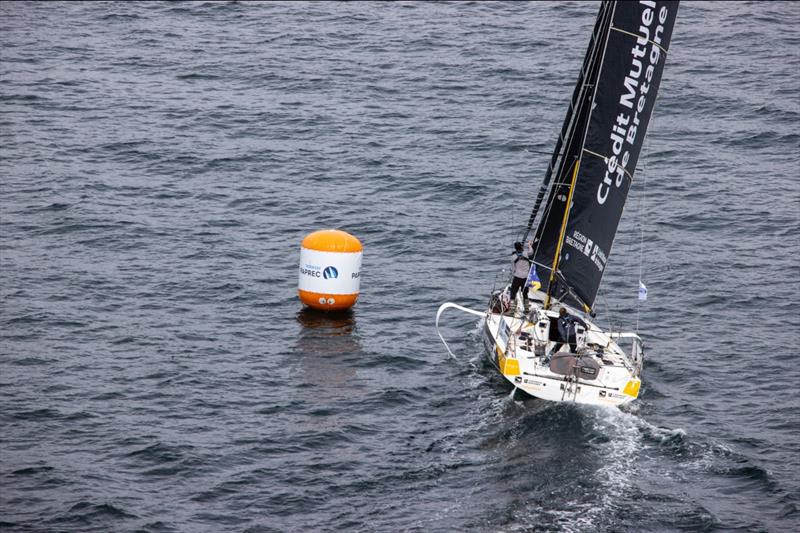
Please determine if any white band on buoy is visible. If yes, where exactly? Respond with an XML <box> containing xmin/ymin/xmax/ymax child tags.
<box><xmin>298</xmin><ymin>249</ymin><xmax>362</xmax><ymax>295</ymax></box>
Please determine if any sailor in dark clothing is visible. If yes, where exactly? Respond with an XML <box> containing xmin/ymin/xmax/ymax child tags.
<box><xmin>551</xmin><ymin>307</ymin><xmax>588</xmax><ymax>354</ymax></box>
<box><xmin>509</xmin><ymin>241</ymin><xmax>534</xmax><ymax>311</ymax></box>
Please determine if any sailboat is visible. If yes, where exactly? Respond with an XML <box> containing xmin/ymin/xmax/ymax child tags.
<box><xmin>436</xmin><ymin>0</ymin><xmax>679</xmax><ymax>406</ymax></box>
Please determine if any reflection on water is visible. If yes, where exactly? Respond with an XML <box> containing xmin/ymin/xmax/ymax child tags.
<box><xmin>292</xmin><ymin>307</ymin><xmax>364</xmax><ymax>405</ymax></box>
<box><xmin>295</xmin><ymin>307</ymin><xmax>356</xmax><ymax>336</ymax></box>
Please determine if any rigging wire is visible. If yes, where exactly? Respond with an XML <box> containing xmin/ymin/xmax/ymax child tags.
<box><xmin>636</xmin><ymin>168</ymin><xmax>646</xmax><ymax>332</ymax></box>
<box><xmin>597</xmin><ymin>288</ymin><xmax>617</xmax><ymax>335</ymax></box>
<box><xmin>636</xmin><ymin>106</ymin><xmax>656</xmax><ymax>332</ymax></box>
<box><xmin>525</xmin><ymin>148</ymin><xmax>561</xmax><ymax>156</ymax></box>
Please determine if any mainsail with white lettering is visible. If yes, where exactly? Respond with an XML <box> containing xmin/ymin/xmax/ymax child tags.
<box><xmin>530</xmin><ymin>0</ymin><xmax>678</xmax><ymax>311</ymax></box>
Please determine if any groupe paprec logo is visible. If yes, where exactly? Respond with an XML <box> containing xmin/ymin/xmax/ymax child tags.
<box><xmin>323</xmin><ymin>266</ymin><xmax>338</xmax><ymax>279</ymax></box>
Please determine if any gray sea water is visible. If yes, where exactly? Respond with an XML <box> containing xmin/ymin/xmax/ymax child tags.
<box><xmin>1</xmin><ymin>1</ymin><xmax>799</xmax><ymax>531</ymax></box>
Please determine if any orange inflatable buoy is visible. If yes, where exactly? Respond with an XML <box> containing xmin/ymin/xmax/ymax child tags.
<box><xmin>298</xmin><ymin>229</ymin><xmax>362</xmax><ymax>311</ymax></box>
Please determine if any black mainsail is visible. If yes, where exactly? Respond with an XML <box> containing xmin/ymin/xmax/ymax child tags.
<box><xmin>530</xmin><ymin>0</ymin><xmax>679</xmax><ymax>311</ymax></box>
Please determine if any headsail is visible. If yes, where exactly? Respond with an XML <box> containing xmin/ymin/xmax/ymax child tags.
<box><xmin>531</xmin><ymin>0</ymin><xmax>679</xmax><ymax>311</ymax></box>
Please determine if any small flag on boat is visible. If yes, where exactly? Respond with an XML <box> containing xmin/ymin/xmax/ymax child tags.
<box><xmin>527</xmin><ymin>265</ymin><xmax>541</xmax><ymax>291</ymax></box>
<box><xmin>638</xmin><ymin>280</ymin><xmax>647</xmax><ymax>301</ymax></box>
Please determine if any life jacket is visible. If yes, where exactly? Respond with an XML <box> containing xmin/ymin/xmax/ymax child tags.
<box><xmin>512</xmin><ymin>251</ymin><xmax>532</xmax><ymax>278</ymax></box>
<box><xmin>513</xmin><ymin>252</ymin><xmax>531</xmax><ymax>265</ymax></box>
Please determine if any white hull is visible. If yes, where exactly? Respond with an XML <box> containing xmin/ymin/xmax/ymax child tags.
<box><xmin>439</xmin><ymin>290</ymin><xmax>644</xmax><ymax>407</ymax></box>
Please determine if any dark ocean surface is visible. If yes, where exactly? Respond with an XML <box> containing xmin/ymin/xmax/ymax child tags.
<box><xmin>1</xmin><ymin>1</ymin><xmax>799</xmax><ymax>531</ymax></box>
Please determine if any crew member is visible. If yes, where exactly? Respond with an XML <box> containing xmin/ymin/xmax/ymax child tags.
<box><xmin>510</xmin><ymin>240</ymin><xmax>534</xmax><ymax>311</ymax></box>
<box><xmin>551</xmin><ymin>307</ymin><xmax>587</xmax><ymax>354</ymax></box>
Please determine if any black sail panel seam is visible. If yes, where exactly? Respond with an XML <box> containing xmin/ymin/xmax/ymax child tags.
<box><xmin>610</xmin><ymin>26</ymin><xmax>671</xmax><ymax>54</ymax></box>
<box><xmin>582</xmin><ymin>147</ymin><xmax>634</xmax><ymax>184</ymax></box>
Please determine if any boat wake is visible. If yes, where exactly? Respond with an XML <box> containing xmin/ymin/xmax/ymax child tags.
<box><xmin>517</xmin><ymin>405</ymin><xmax>781</xmax><ymax>532</ymax></box>
<box><xmin>436</xmin><ymin>307</ymin><xmax>786</xmax><ymax>530</ymax></box>
<box><xmin>520</xmin><ymin>405</ymin><xmax>654</xmax><ymax>532</ymax></box>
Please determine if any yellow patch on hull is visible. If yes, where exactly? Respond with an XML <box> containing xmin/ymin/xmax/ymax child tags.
<box><xmin>498</xmin><ymin>354</ymin><xmax>520</xmax><ymax>376</ymax></box>
<box><xmin>623</xmin><ymin>379</ymin><xmax>641</xmax><ymax>398</ymax></box>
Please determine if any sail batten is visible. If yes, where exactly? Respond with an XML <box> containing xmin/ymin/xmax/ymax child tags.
<box><xmin>531</xmin><ymin>0</ymin><xmax>679</xmax><ymax>310</ymax></box>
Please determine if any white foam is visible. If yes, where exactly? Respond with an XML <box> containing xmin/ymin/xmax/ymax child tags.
<box><xmin>553</xmin><ymin>406</ymin><xmax>688</xmax><ymax>531</ymax></box>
